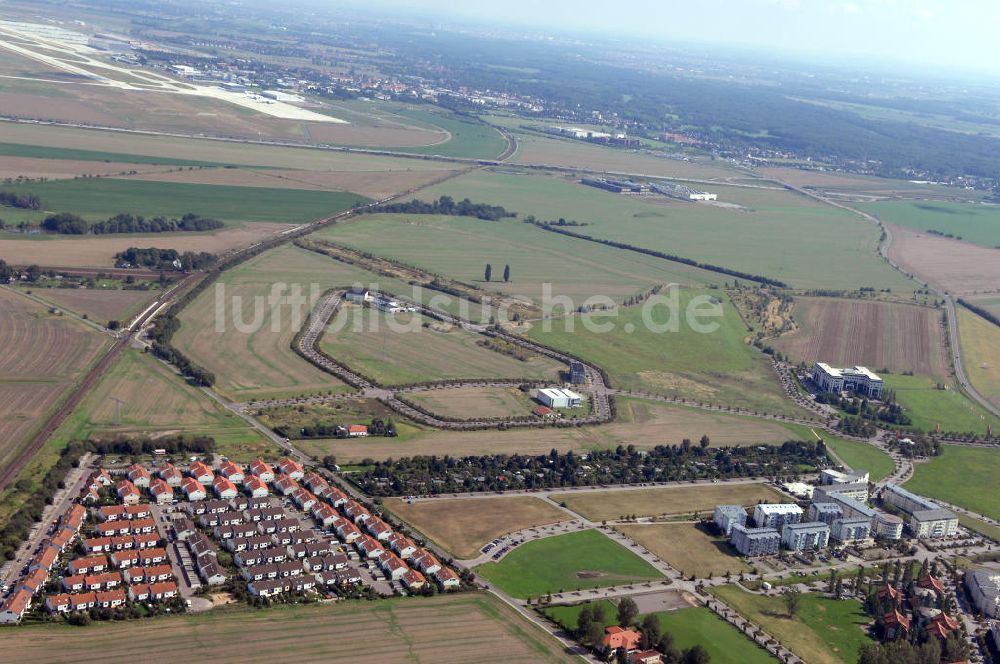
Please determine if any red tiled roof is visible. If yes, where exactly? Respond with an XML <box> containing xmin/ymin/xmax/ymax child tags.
<box><xmin>3</xmin><ymin>589</ymin><xmax>33</xmax><ymax>616</ymax></box>
<box><xmin>348</xmin><ymin>424</ymin><xmax>368</xmax><ymax>434</ymax></box>
<box><xmin>601</xmin><ymin>626</ymin><xmax>642</xmax><ymax>650</ymax></box>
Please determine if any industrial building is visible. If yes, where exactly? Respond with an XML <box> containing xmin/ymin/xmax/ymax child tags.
<box><xmin>812</xmin><ymin>363</ymin><xmax>884</xmax><ymax>398</ymax></box>
<box><xmin>831</xmin><ymin>517</ymin><xmax>872</xmax><ymax>544</ymax></box>
<box><xmin>753</xmin><ymin>504</ymin><xmax>803</xmax><ymax>530</ymax></box>
<box><xmin>569</xmin><ymin>361</ymin><xmax>586</xmax><ymax>385</ymax></box>
<box><xmin>729</xmin><ymin>525</ymin><xmax>781</xmax><ymax>557</ymax></box>
<box><xmin>808</xmin><ymin>502</ymin><xmax>843</xmax><ymax>526</ymax></box>
<box><xmin>649</xmin><ymin>182</ymin><xmax>717</xmax><ymax>201</ymax></box>
<box><xmin>781</xmin><ymin>522</ymin><xmax>830</xmax><ymax>551</ymax></box>
<box><xmin>580</xmin><ymin>178</ymin><xmax>648</xmax><ymax>194</ymax></box>
<box><xmin>713</xmin><ymin>505</ymin><xmax>747</xmax><ymax>536</ymax></box>
<box><xmin>536</xmin><ymin>388</ymin><xmax>583</xmax><ymax>409</ymax></box>
<box><xmin>966</xmin><ymin>568</ymin><xmax>1000</xmax><ymax>619</ymax></box>
<box><xmin>909</xmin><ymin>509</ymin><xmax>959</xmax><ymax>539</ymax></box>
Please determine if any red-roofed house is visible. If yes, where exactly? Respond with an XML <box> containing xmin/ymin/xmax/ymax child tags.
<box><xmin>274</xmin><ymin>476</ymin><xmax>299</xmax><ymax>496</ymax></box>
<box><xmin>82</xmin><ymin>536</ymin><xmax>113</xmax><ymax>554</ymax></box>
<box><xmin>97</xmin><ymin>505</ymin><xmax>128</xmax><ymax>522</ymax></box>
<box><xmin>883</xmin><ymin>610</ymin><xmax>911</xmax><ymax>639</ymax></box>
<box><xmin>29</xmin><ymin>546</ymin><xmax>58</xmax><ymax>573</ymax></box>
<box><xmin>109</xmin><ymin>550</ymin><xmax>140</xmax><ymax>569</ymax></box>
<box><xmin>125</xmin><ymin>504</ymin><xmax>152</xmax><ymax>519</ymax></box>
<box><xmin>127</xmin><ymin>464</ymin><xmax>151</xmax><ymax>488</ymax></box>
<box><xmin>44</xmin><ymin>593</ymin><xmax>71</xmax><ymax>615</ymax></box>
<box><xmin>411</xmin><ymin>550</ymin><xmax>441</xmax><ymax>575</ymax></box>
<box><xmin>219</xmin><ymin>460</ymin><xmax>245</xmax><ymax>484</ymax></box>
<box><xmin>149</xmin><ymin>479</ymin><xmax>174</xmax><ymax>505</ymax></box>
<box><xmin>601</xmin><ymin>626</ymin><xmax>642</xmax><ymax>654</ymax></box>
<box><xmin>343</xmin><ymin>501</ymin><xmax>371</xmax><ymax>524</ymax></box>
<box><xmin>181</xmin><ymin>477</ymin><xmax>207</xmax><ymax>501</ymax></box>
<box><xmin>68</xmin><ymin>555</ymin><xmax>109</xmax><ymax>575</ymax></box>
<box><xmin>925</xmin><ymin>613</ymin><xmax>959</xmax><ymax>640</ymax></box>
<box><xmin>327</xmin><ymin>487</ymin><xmax>348</xmax><ymax>507</ymax></box>
<box><xmin>402</xmin><ymin>568</ymin><xmax>426</xmax><ymax>590</ymax></box>
<box><xmin>189</xmin><ymin>461</ymin><xmax>214</xmax><ymax>484</ymax></box>
<box><xmin>629</xmin><ymin>650</ymin><xmax>663</xmax><ymax>664</ymax></box>
<box><xmin>1</xmin><ymin>589</ymin><xmax>33</xmax><ymax>623</ymax></box>
<box><xmin>20</xmin><ymin>568</ymin><xmax>48</xmax><ymax>594</ymax></box>
<box><xmin>95</xmin><ymin>588</ymin><xmax>126</xmax><ymax>608</ymax></box>
<box><xmin>96</xmin><ymin>521</ymin><xmax>130</xmax><ymax>537</ymax></box>
<box><xmin>356</xmin><ymin>535</ymin><xmax>384</xmax><ymax>559</ymax></box>
<box><xmin>245</xmin><ymin>476</ymin><xmax>269</xmax><ymax>498</ymax></box>
<box><xmin>278</xmin><ymin>457</ymin><xmax>305</xmax><ymax>480</ymax></box>
<box><xmin>64</xmin><ymin>504</ymin><xmax>86</xmax><ymax>530</ymax></box>
<box><xmin>158</xmin><ymin>463</ymin><xmax>183</xmax><ymax>487</ymax></box>
<box><xmin>116</xmin><ymin>480</ymin><xmax>140</xmax><ymax>505</ymax></box>
<box><xmin>335</xmin><ymin>519</ymin><xmax>361</xmax><ymax>543</ymax></box>
<box><xmin>388</xmin><ymin>533</ymin><xmax>417</xmax><ymax>559</ymax></box>
<box><xmin>249</xmin><ymin>460</ymin><xmax>275</xmax><ymax>483</ymax></box>
<box><xmin>213</xmin><ymin>475</ymin><xmax>238</xmax><ymax>500</ymax></box>
<box><xmin>50</xmin><ymin>526</ymin><xmax>76</xmax><ymax>552</ymax></box>
<box><xmin>62</xmin><ymin>574</ymin><xmax>85</xmax><ymax>592</ymax></box>
<box><xmin>83</xmin><ymin>571</ymin><xmax>122</xmax><ymax>591</ymax></box>
<box><xmin>292</xmin><ymin>489</ymin><xmax>317</xmax><ymax>511</ymax></box>
<box><xmin>312</xmin><ymin>503</ymin><xmax>338</xmax><ymax>528</ymax></box>
<box><xmin>377</xmin><ymin>552</ymin><xmax>408</xmax><ymax>580</ymax></box>
<box><xmin>348</xmin><ymin>424</ymin><xmax>368</xmax><ymax>437</ymax></box>
<box><xmin>125</xmin><ymin>517</ymin><xmax>157</xmax><ymax>534</ymax></box>
<box><xmin>878</xmin><ymin>583</ymin><xmax>901</xmax><ymax>604</ymax></box>
<box><xmin>366</xmin><ymin>517</ymin><xmax>392</xmax><ymax>541</ymax></box>
<box><xmin>533</xmin><ymin>405</ymin><xmax>557</xmax><ymax>418</ymax></box>
<box><xmin>434</xmin><ymin>567</ymin><xmax>461</xmax><ymax>589</ymax></box>
<box><xmin>917</xmin><ymin>575</ymin><xmax>945</xmax><ymax>595</ymax></box>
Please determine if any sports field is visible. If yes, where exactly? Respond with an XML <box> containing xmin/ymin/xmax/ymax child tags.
<box><xmin>175</xmin><ymin>245</ymin><xmax>373</xmax><ymax>402</ymax></box>
<box><xmin>552</xmin><ymin>483</ymin><xmax>786</xmax><ymax>522</ymax></box>
<box><xmin>711</xmin><ymin>585</ymin><xmax>874</xmax><ymax>664</ymax></box>
<box><xmin>884</xmin><ymin>373</ymin><xmax>1000</xmax><ymax>435</ymax></box>
<box><xmin>385</xmin><ymin>496</ymin><xmax>570</xmax><ymax>559</ymax></box>
<box><xmin>0</xmin><ymin>178</ymin><xmax>369</xmax><ymax>224</ymax></box>
<box><xmin>419</xmin><ymin>171</ymin><xmax>915</xmax><ymax>292</ymax></box>
<box><xmin>859</xmin><ymin>200</ymin><xmax>1000</xmax><ymax>249</ymax></box>
<box><xmin>2</xmin><ymin>593</ymin><xmax>574</xmax><ymax>664</ymax></box>
<box><xmin>476</xmin><ymin>529</ymin><xmax>664</xmax><ymax>599</ymax></box>
<box><xmin>957</xmin><ymin>307</ymin><xmax>1000</xmax><ymax>408</ymax></box>
<box><xmin>52</xmin><ymin>349</ymin><xmax>272</xmax><ymax>460</ymax></box>
<box><xmin>320</xmin><ymin>306</ymin><xmax>563</xmax><ymax>385</ymax></box>
<box><xmin>615</xmin><ymin>523</ymin><xmax>750</xmax><ymax>578</ymax></box>
<box><xmin>527</xmin><ymin>289</ymin><xmax>805</xmax><ymax>416</ymax></box>
<box><xmin>404</xmin><ymin>386</ymin><xmax>535</xmax><ymax>419</ymax></box>
<box><xmin>772</xmin><ymin>297</ymin><xmax>949</xmax><ymax>378</ymax></box>
<box><xmin>0</xmin><ymin>288</ymin><xmax>108</xmax><ymax>473</ymax></box>
<box><xmin>317</xmin><ymin>213</ymin><xmax>719</xmax><ymax>304</ymax></box>
<box><xmin>904</xmin><ymin>444</ymin><xmax>1000</xmax><ymax>521</ymax></box>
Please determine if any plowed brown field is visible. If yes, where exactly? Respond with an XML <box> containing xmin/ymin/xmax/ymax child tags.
<box><xmin>887</xmin><ymin>224</ymin><xmax>1000</xmax><ymax>296</ymax></box>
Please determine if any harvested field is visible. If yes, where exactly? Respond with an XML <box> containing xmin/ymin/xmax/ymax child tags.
<box><xmin>404</xmin><ymin>386</ymin><xmax>534</xmax><ymax>419</ymax></box>
<box><xmin>887</xmin><ymin>223</ymin><xmax>1000</xmax><ymax>296</ymax></box>
<box><xmin>616</xmin><ymin>523</ymin><xmax>750</xmax><ymax>578</ymax></box>
<box><xmin>0</xmin><ymin>288</ymin><xmax>108</xmax><ymax>472</ymax></box>
<box><xmin>957</xmin><ymin>307</ymin><xmax>1000</xmax><ymax>408</ymax></box>
<box><xmin>771</xmin><ymin>297</ymin><xmax>949</xmax><ymax>378</ymax></box>
<box><xmin>552</xmin><ymin>483</ymin><xmax>786</xmax><ymax>522</ymax></box>
<box><xmin>386</xmin><ymin>496</ymin><xmax>569</xmax><ymax>559</ymax></box>
<box><xmin>0</xmin><ymin>156</ymin><xmax>175</xmax><ymax>180</ymax></box>
<box><xmin>1</xmin><ymin>594</ymin><xmax>574</xmax><ymax>664</ymax></box>
<box><xmin>0</xmin><ymin>222</ymin><xmax>292</xmax><ymax>269</ymax></box>
<box><xmin>295</xmin><ymin>398</ymin><xmax>810</xmax><ymax>463</ymax></box>
<box><xmin>121</xmin><ymin>166</ymin><xmax>463</xmax><ymax>200</ymax></box>
<box><xmin>21</xmin><ymin>286</ymin><xmax>155</xmax><ymax>323</ymax></box>
<box><xmin>758</xmin><ymin>167</ymin><xmax>959</xmax><ymax>199</ymax></box>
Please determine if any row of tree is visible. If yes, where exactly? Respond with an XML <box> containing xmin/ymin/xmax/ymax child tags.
<box><xmin>575</xmin><ymin>598</ymin><xmax>709</xmax><ymax>663</ymax></box>
<box><xmin>114</xmin><ymin>247</ymin><xmax>217</xmax><ymax>272</ymax></box>
<box><xmin>40</xmin><ymin>212</ymin><xmax>224</xmax><ymax>235</ymax></box>
<box><xmin>482</xmin><ymin>263</ymin><xmax>510</xmax><ymax>282</ymax></box>
<box><xmin>363</xmin><ymin>195</ymin><xmax>515</xmax><ymax>221</ymax></box>
<box><xmin>0</xmin><ymin>191</ymin><xmax>42</xmax><ymax>210</ymax></box>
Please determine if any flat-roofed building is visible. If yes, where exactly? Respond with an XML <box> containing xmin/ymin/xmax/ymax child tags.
<box><xmin>821</xmin><ymin>469</ymin><xmax>870</xmax><ymax>485</ymax></box>
<box><xmin>781</xmin><ymin>522</ymin><xmax>830</xmax><ymax>551</ymax></box>
<box><xmin>808</xmin><ymin>502</ymin><xmax>843</xmax><ymax>525</ymax></box>
<box><xmin>882</xmin><ymin>484</ymin><xmax>939</xmax><ymax>515</ymax></box>
<box><xmin>874</xmin><ymin>513</ymin><xmax>904</xmax><ymax>540</ymax></box>
<box><xmin>536</xmin><ymin>388</ymin><xmax>583</xmax><ymax>409</ymax></box>
<box><xmin>813</xmin><ymin>481</ymin><xmax>869</xmax><ymax>503</ymax></box>
<box><xmin>812</xmin><ymin>363</ymin><xmax>884</xmax><ymax>398</ymax></box>
<box><xmin>753</xmin><ymin>504</ymin><xmax>803</xmax><ymax>530</ymax></box>
<box><xmin>730</xmin><ymin>525</ymin><xmax>780</xmax><ymax>557</ymax></box>
<box><xmin>831</xmin><ymin>517</ymin><xmax>872</xmax><ymax>544</ymax></box>
<box><xmin>910</xmin><ymin>509</ymin><xmax>959</xmax><ymax>539</ymax></box>
<box><xmin>966</xmin><ymin>568</ymin><xmax>1000</xmax><ymax>619</ymax></box>
<box><xmin>713</xmin><ymin>505</ymin><xmax>746</xmax><ymax>536</ymax></box>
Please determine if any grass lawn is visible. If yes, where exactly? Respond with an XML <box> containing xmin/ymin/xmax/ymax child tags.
<box><xmin>904</xmin><ymin>444</ymin><xmax>1000</xmax><ymax>520</ymax></box>
<box><xmin>476</xmin><ymin>529</ymin><xmax>664</xmax><ymax>599</ymax></box>
<box><xmin>391</xmin><ymin>108</ymin><xmax>508</xmax><ymax>159</ymax></box>
<box><xmin>957</xmin><ymin>307</ymin><xmax>1000</xmax><ymax>409</ymax></box>
<box><xmin>405</xmin><ymin>386</ymin><xmax>536</xmax><ymax>419</ymax></box>
<box><xmin>526</xmin><ymin>288</ymin><xmax>805</xmax><ymax>417</ymax></box>
<box><xmin>859</xmin><ymin>200</ymin><xmax>1000</xmax><ymax>249</ymax></box>
<box><xmin>255</xmin><ymin>399</ymin><xmax>425</xmax><ymax>442</ymax></box>
<box><xmin>711</xmin><ymin>585</ymin><xmax>874</xmax><ymax>664</ymax></box>
<box><xmin>813</xmin><ymin>433</ymin><xmax>895</xmax><ymax>482</ymax></box>
<box><xmin>615</xmin><ymin>523</ymin><xmax>750</xmax><ymax>578</ymax></box>
<box><xmin>542</xmin><ymin>602</ymin><xmax>776</xmax><ymax>664</ymax></box>
<box><xmin>320</xmin><ymin>306</ymin><xmax>563</xmax><ymax>386</ymax></box>
<box><xmin>419</xmin><ymin>171</ymin><xmax>915</xmax><ymax>292</ymax></box>
<box><xmin>552</xmin><ymin>483</ymin><xmax>786</xmax><ymax>523</ymax></box>
<box><xmin>884</xmin><ymin>373</ymin><xmax>1000</xmax><ymax>435</ymax></box>
<box><xmin>317</xmin><ymin>212</ymin><xmax>719</xmax><ymax>305</ymax></box>
<box><xmin>0</xmin><ymin>178</ymin><xmax>369</xmax><ymax>224</ymax></box>
<box><xmin>5</xmin><ymin>593</ymin><xmax>574</xmax><ymax>664</ymax></box>
<box><xmin>385</xmin><ymin>496</ymin><xmax>569</xmax><ymax>559</ymax></box>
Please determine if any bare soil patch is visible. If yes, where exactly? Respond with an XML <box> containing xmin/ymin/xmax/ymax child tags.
<box><xmin>553</xmin><ymin>483</ymin><xmax>786</xmax><ymax>522</ymax></box>
<box><xmin>0</xmin><ymin>156</ymin><xmax>175</xmax><ymax>180</ymax></box>
<box><xmin>887</xmin><ymin>223</ymin><xmax>1000</xmax><ymax>296</ymax></box>
<box><xmin>24</xmin><ymin>287</ymin><xmax>154</xmax><ymax>322</ymax></box>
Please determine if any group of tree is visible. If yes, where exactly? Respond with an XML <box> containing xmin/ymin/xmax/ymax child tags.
<box><xmin>273</xmin><ymin>417</ymin><xmax>397</xmax><ymax>440</ymax></box>
<box><xmin>482</xmin><ymin>263</ymin><xmax>511</xmax><ymax>283</ymax></box>
<box><xmin>0</xmin><ymin>258</ymin><xmax>12</xmax><ymax>281</ymax></box>
<box><xmin>86</xmin><ymin>434</ymin><xmax>216</xmax><ymax>456</ymax></box>
<box><xmin>114</xmin><ymin>247</ymin><xmax>216</xmax><ymax>272</ymax></box>
<box><xmin>0</xmin><ymin>191</ymin><xmax>42</xmax><ymax>210</ymax></box>
<box><xmin>816</xmin><ymin>393</ymin><xmax>912</xmax><ymax>427</ymax></box>
<box><xmin>351</xmin><ymin>440</ymin><xmax>827</xmax><ymax>496</ymax></box>
<box><xmin>40</xmin><ymin>212</ymin><xmax>224</xmax><ymax>235</ymax></box>
<box><xmin>146</xmin><ymin>314</ymin><xmax>215</xmax><ymax>386</ymax></box>
<box><xmin>364</xmin><ymin>195</ymin><xmax>515</xmax><ymax>221</ymax></box>
<box><xmin>958</xmin><ymin>298</ymin><xmax>1000</xmax><ymax>328</ymax></box>
<box><xmin>575</xmin><ymin>598</ymin><xmax>710</xmax><ymax>663</ymax></box>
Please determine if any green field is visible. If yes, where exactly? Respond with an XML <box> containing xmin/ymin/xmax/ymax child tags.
<box><xmin>816</xmin><ymin>433</ymin><xmax>895</xmax><ymax>482</ymax></box>
<box><xmin>418</xmin><ymin>171</ymin><xmax>915</xmax><ymax>292</ymax></box>
<box><xmin>884</xmin><ymin>373</ymin><xmax>1000</xmax><ymax>435</ymax></box>
<box><xmin>318</xmin><ymin>213</ymin><xmax>719</xmax><ymax>304</ymax></box>
<box><xmin>0</xmin><ymin>141</ymin><xmax>233</xmax><ymax>166</ymax></box>
<box><xmin>320</xmin><ymin>305</ymin><xmax>564</xmax><ymax>385</ymax></box>
<box><xmin>391</xmin><ymin>108</ymin><xmax>508</xmax><ymax>159</ymax></box>
<box><xmin>904</xmin><ymin>444</ymin><xmax>1000</xmax><ymax>521</ymax></box>
<box><xmin>256</xmin><ymin>399</ymin><xmax>425</xmax><ymax>442</ymax></box>
<box><xmin>476</xmin><ymin>529</ymin><xmax>664</xmax><ymax>599</ymax></box>
<box><xmin>0</xmin><ymin>178</ymin><xmax>369</xmax><ymax>224</ymax></box>
<box><xmin>526</xmin><ymin>288</ymin><xmax>806</xmax><ymax>416</ymax></box>
<box><xmin>711</xmin><ymin>585</ymin><xmax>874</xmax><ymax>664</ymax></box>
<box><xmin>52</xmin><ymin>349</ymin><xmax>274</xmax><ymax>460</ymax></box>
<box><xmin>859</xmin><ymin>200</ymin><xmax>1000</xmax><ymax>249</ymax></box>
<box><xmin>957</xmin><ymin>308</ymin><xmax>1000</xmax><ymax>409</ymax></box>
<box><xmin>543</xmin><ymin>602</ymin><xmax>775</xmax><ymax>664</ymax></box>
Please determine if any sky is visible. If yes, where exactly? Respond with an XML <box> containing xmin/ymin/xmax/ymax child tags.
<box><xmin>360</xmin><ymin>0</ymin><xmax>1000</xmax><ymax>75</ymax></box>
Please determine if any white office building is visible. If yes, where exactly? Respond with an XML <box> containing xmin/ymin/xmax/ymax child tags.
<box><xmin>808</xmin><ymin>502</ymin><xmax>843</xmax><ymax>525</ymax></box>
<box><xmin>730</xmin><ymin>525</ymin><xmax>780</xmax><ymax>557</ymax></box>
<box><xmin>813</xmin><ymin>481</ymin><xmax>869</xmax><ymax>503</ymax></box>
<box><xmin>753</xmin><ymin>504</ymin><xmax>803</xmax><ymax>530</ymax></box>
<box><xmin>882</xmin><ymin>484</ymin><xmax>939</xmax><ymax>515</ymax></box>
<box><xmin>812</xmin><ymin>363</ymin><xmax>884</xmax><ymax>398</ymax></box>
<box><xmin>536</xmin><ymin>388</ymin><xmax>583</xmax><ymax>409</ymax></box>
<box><xmin>874</xmin><ymin>513</ymin><xmax>904</xmax><ymax>540</ymax></box>
<box><xmin>713</xmin><ymin>505</ymin><xmax>747</xmax><ymax>536</ymax></box>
